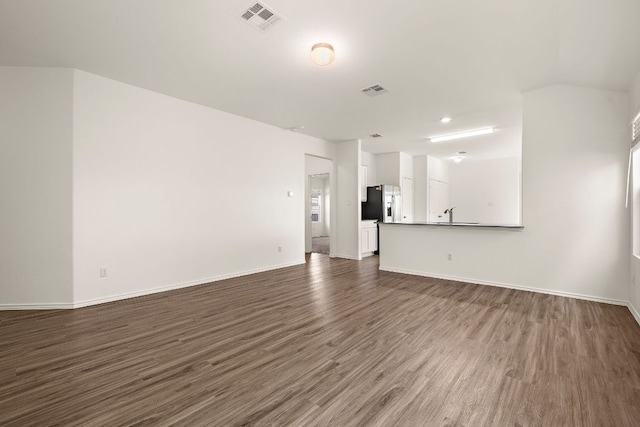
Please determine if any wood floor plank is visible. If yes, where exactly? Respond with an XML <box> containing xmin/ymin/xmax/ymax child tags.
<box><xmin>1</xmin><ymin>253</ymin><xmax>640</xmax><ymax>425</ymax></box>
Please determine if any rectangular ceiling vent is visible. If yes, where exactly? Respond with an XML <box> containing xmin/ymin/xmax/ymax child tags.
<box><xmin>361</xmin><ymin>84</ymin><xmax>389</xmax><ymax>97</ymax></box>
<box><xmin>240</xmin><ymin>2</ymin><xmax>282</xmax><ymax>32</ymax></box>
<box><xmin>633</xmin><ymin>110</ymin><xmax>640</xmax><ymax>145</ymax></box>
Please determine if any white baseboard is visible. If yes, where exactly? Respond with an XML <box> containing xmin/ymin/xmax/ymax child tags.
<box><xmin>0</xmin><ymin>302</ymin><xmax>75</xmax><ymax>310</ymax></box>
<box><xmin>628</xmin><ymin>303</ymin><xmax>640</xmax><ymax>326</ymax></box>
<box><xmin>0</xmin><ymin>260</ymin><xmax>306</xmax><ymax>311</ymax></box>
<box><xmin>73</xmin><ymin>260</ymin><xmax>306</xmax><ymax>309</ymax></box>
<box><xmin>379</xmin><ymin>265</ymin><xmax>628</xmax><ymax>307</ymax></box>
<box><xmin>330</xmin><ymin>253</ymin><xmax>362</xmax><ymax>261</ymax></box>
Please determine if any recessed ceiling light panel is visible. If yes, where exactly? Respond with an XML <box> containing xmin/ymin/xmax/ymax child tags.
<box><xmin>429</xmin><ymin>127</ymin><xmax>495</xmax><ymax>143</ymax></box>
<box><xmin>440</xmin><ymin>117</ymin><xmax>452</xmax><ymax>123</ymax></box>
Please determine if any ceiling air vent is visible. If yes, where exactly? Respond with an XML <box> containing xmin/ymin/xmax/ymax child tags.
<box><xmin>370</xmin><ymin>133</ymin><xmax>383</xmax><ymax>138</ymax></box>
<box><xmin>361</xmin><ymin>84</ymin><xmax>389</xmax><ymax>97</ymax></box>
<box><xmin>240</xmin><ymin>2</ymin><xmax>282</xmax><ymax>32</ymax></box>
<box><xmin>633</xmin><ymin>110</ymin><xmax>640</xmax><ymax>145</ymax></box>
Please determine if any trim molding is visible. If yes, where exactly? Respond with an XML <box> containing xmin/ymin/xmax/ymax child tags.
<box><xmin>0</xmin><ymin>261</ymin><xmax>306</xmax><ymax>311</ymax></box>
<box><xmin>379</xmin><ymin>265</ymin><xmax>628</xmax><ymax>307</ymax></box>
<box><xmin>330</xmin><ymin>253</ymin><xmax>362</xmax><ymax>261</ymax></box>
<box><xmin>0</xmin><ymin>302</ymin><xmax>75</xmax><ymax>310</ymax></box>
<box><xmin>628</xmin><ymin>302</ymin><xmax>640</xmax><ymax>326</ymax></box>
<box><xmin>73</xmin><ymin>260</ymin><xmax>306</xmax><ymax>309</ymax></box>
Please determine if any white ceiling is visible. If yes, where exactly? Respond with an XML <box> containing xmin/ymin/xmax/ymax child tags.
<box><xmin>1</xmin><ymin>0</ymin><xmax>639</xmax><ymax>161</ymax></box>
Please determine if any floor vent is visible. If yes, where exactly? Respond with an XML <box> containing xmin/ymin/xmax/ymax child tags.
<box><xmin>240</xmin><ymin>2</ymin><xmax>282</xmax><ymax>32</ymax></box>
<box><xmin>361</xmin><ymin>84</ymin><xmax>389</xmax><ymax>97</ymax></box>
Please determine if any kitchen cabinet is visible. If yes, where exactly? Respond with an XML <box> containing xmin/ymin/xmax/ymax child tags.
<box><xmin>361</xmin><ymin>220</ymin><xmax>378</xmax><ymax>256</ymax></box>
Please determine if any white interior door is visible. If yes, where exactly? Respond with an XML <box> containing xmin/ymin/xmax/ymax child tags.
<box><xmin>402</xmin><ymin>177</ymin><xmax>414</xmax><ymax>222</ymax></box>
<box><xmin>429</xmin><ymin>179</ymin><xmax>449</xmax><ymax>222</ymax></box>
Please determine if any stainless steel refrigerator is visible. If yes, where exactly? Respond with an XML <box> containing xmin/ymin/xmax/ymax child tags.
<box><xmin>362</xmin><ymin>185</ymin><xmax>402</xmax><ymax>223</ymax></box>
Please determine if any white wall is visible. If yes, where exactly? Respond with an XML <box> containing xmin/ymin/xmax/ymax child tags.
<box><xmin>306</xmin><ymin>154</ymin><xmax>333</xmax><ymax>176</ymax></box>
<box><xmin>630</xmin><ymin>71</ymin><xmax>640</xmax><ymax>320</ymax></box>
<box><xmin>414</xmin><ymin>156</ymin><xmax>427</xmax><ymax>222</ymax></box>
<box><xmin>427</xmin><ymin>155</ymin><xmax>450</xmax><ymax>183</ymax></box>
<box><xmin>375</xmin><ymin>152</ymin><xmax>413</xmax><ymax>186</ymax></box>
<box><xmin>375</xmin><ymin>153</ymin><xmax>400</xmax><ymax>186</ymax></box>
<box><xmin>399</xmin><ymin>152</ymin><xmax>414</xmax><ymax>222</ymax></box>
<box><xmin>415</xmin><ymin>155</ymin><xmax>450</xmax><ymax>222</ymax></box>
<box><xmin>426</xmin><ymin>156</ymin><xmax>450</xmax><ymax>222</ymax></box>
<box><xmin>323</xmin><ymin>175</ymin><xmax>330</xmax><ymax>237</ymax></box>
<box><xmin>334</xmin><ymin>140</ymin><xmax>361</xmax><ymax>260</ymax></box>
<box><xmin>361</xmin><ymin>151</ymin><xmax>377</xmax><ymax>186</ymax></box>
<box><xmin>449</xmin><ymin>157</ymin><xmax>521</xmax><ymax>224</ymax></box>
<box><xmin>400</xmin><ymin>152</ymin><xmax>413</xmax><ymax>181</ymax></box>
<box><xmin>72</xmin><ymin>70</ymin><xmax>335</xmax><ymax>305</ymax></box>
<box><xmin>381</xmin><ymin>85</ymin><xmax>630</xmax><ymax>304</ymax></box>
<box><xmin>0</xmin><ymin>67</ymin><xmax>74</xmax><ymax>308</ymax></box>
<box><xmin>633</xmin><ymin>72</ymin><xmax>640</xmax><ymax>115</ymax></box>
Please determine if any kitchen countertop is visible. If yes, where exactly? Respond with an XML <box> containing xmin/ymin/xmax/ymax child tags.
<box><xmin>379</xmin><ymin>222</ymin><xmax>524</xmax><ymax>229</ymax></box>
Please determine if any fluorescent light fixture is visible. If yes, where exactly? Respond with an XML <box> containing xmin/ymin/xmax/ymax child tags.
<box><xmin>311</xmin><ymin>43</ymin><xmax>335</xmax><ymax>66</ymax></box>
<box><xmin>429</xmin><ymin>127</ymin><xmax>495</xmax><ymax>143</ymax></box>
<box><xmin>440</xmin><ymin>117</ymin><xmax>452</xmax><ymax>123</ymax></box>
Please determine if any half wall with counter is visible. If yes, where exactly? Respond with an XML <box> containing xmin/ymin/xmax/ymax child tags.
<box><xmin>375</xmin><ymin>85</ymin><xmax>633</xmax><ymax>307</ymax></box>
<box><xmin>378</xmin><ymin>220</ymin><xmax>625</xmax><ymax>305</ymax></box>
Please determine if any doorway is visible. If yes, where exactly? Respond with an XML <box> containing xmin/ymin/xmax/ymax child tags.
<box><xmin>305</xmin><ymin>155</ymin><xmax>333</xmax><ymax>256</ymax></box>
<box><xmin>310</xmin><ymin>174</ymin><xmax>330</xmax><ymax>254</ymax></box>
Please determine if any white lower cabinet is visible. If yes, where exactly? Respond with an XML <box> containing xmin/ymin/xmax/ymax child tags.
<box><xmin>361</xmin><ymin>221</ymin><xmax>378</xmax><ymax>256</ymax></box>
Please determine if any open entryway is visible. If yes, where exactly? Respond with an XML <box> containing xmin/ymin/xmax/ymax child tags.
<box><xmin>310</xmin><ymin>174</ymin><xmax>330</xmax><ymax>254</ymax></box>
<box><xmin>305</xmin><ymin>155</ymin><xmax>333</xmax><ymax>256</ymax></box>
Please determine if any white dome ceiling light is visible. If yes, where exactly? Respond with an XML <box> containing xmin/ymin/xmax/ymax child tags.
<box><xmin>311</xmin><ymin>43</ymin><xmax>335</xmax><ymax>66</ymax></box>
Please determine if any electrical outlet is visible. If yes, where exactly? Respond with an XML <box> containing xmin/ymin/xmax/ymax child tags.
<box><xmin>278</xmin><ymin>245</ymin><xmax>282</xmax><ymax>253</ymax></box>
<box><xmin>447</xmin><ymin>254</ymin><xmax>452</xmax><ymax>261</ymax></box>
<box><xmin>99</xmin><ymin>268</ymin><xmax>108</xmax><ymax>278</ymax></box>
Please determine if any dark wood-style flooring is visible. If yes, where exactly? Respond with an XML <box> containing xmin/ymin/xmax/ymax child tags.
<box><xmin>2</xmin><ymin>254</ymin><xmax>640</xmax><ymax>426</ymax></box>
<box><xmin>311</xmin><ymin>236</ymin><xmax>330</xmax><ymax>255</ymax></box>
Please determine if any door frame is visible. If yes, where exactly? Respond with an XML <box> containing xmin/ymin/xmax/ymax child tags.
<box><xmin>304</xmin><ymin>155</ymin><xmax>334</xmax><ymax>256</ymax></box>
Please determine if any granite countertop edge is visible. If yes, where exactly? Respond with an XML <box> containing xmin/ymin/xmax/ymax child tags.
<box><xmin>377</xmin><ymin>222</ymin><xmax>524</xmax><ymax>229</ymax></box>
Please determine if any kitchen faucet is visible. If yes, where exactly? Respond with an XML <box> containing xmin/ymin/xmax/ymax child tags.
<box><xmin>444</xmin><ymin>207</ymin><xmax>456</xmax><ymax>224</ymax></box>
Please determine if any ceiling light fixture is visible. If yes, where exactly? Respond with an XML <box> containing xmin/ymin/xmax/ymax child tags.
<box><xmin>453</xmin><ymin>156</ymin><xmax>463</xmax><ymax>163</ymax></box>
<box><xmin>440</xmin><ymin>117</ymin><xmax>452</xmax><ymax>123</ymax></box>
<box><xmin>311</xmin><ymin>43</ymin><xmax>335</xmax><ymax>66</ymax></box>
<box><xmin>429</xmin><ymin>127</ymin><xmax>495</xmax><ymax>143</ymax></box>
